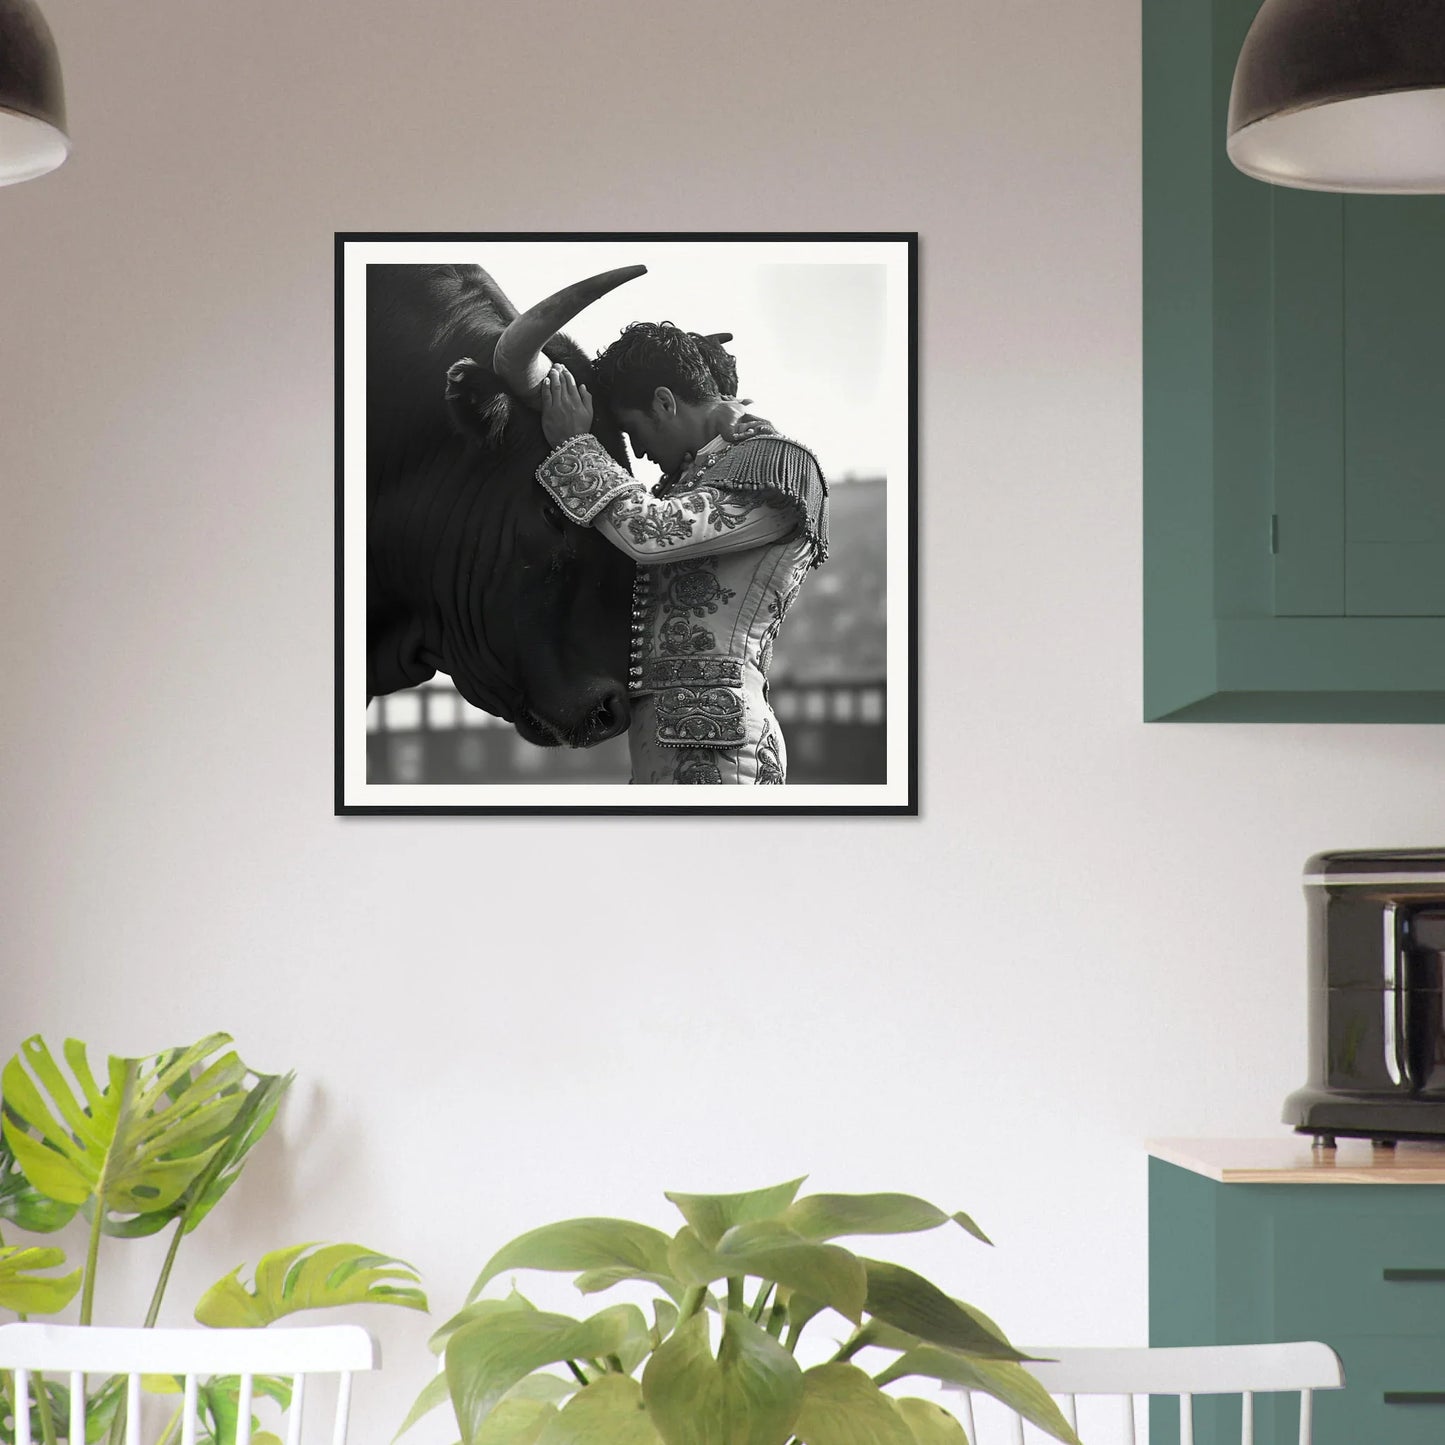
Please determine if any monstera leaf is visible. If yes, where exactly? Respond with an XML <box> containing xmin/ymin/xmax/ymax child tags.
<box><xmin>0</xmin><ymin>1035</ymin><xmax>246</xmax><ymax>1222</ymax></box>
<box><xmin>0</xmin><ymin>1375</ymin><xmax>124</xmax><ymax>1445</ymax></box>
<box><xmin>194</xmin><ymin>1243</ymin><xmax>427</xmax><ymax>1327</ymax></box>
<box><xmin>0</xmin><ymin>1134</ymin><xmax>78</xmax><ymax>1234</ymax></box>
<box><xmin>104</xmin><ymin>1069</ymin><xmax>293</xmax><ymax>1240</ymax></box>
<box><xmin>0</xmin><ymin>1244</ymin><xmax>82</xmax><ymax>1315</ymax></box>
<box><xmin>641</xmin><ymin>1310</ymin><xmax>804</xmax><ymax>1445</ymax></box>
<box><xmin>144</xmin><ymin>1373</ymin><xmax>292</xmax><ymax>1445</ymax></box>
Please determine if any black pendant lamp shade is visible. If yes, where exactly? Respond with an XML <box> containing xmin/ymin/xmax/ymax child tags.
<box><xmin>1228</xmin><ymin>0</ymin><xmax>1445</xmax><ymax>193</ymax></box>
<box><xmin>0</xmin><ymin>0</ymin><xmax>67</xmax><ymax>185</ymax></box>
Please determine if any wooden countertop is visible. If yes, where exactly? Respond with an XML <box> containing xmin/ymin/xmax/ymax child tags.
<box><xmin>1148</xmin><ymin>1137</ymin><xmax>1445</xmax><ymax>1184</ymax></box>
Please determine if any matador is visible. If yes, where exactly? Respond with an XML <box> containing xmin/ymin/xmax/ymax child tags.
<box><xmin>535</xmin><ymin>323</ymin><xmax>828</xmax><ymax>785</ymax></box>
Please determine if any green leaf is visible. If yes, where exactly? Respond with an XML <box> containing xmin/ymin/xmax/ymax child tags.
<box><xmin>194</xmin><ymin>1242</ymin><xmax>427</xmax><ymax>1327</ymax></box>
<box><xmin>651</xmin><ymin>1300</ymin><xmax>679</xmax><ymax>1348</ymax></box>
<box><xmin>780</xmin><ymin>1293</ymin><xmax>828</xmax><ymax>1340</ymax></box>
<box><xmin>862</xmin><ymin>1262</ymin><xmax>1026</xmax><ymax>1362</ymax></box>
<box><xmin>535</xmin><ymin>1375</ymin><xmax>663</xmax><ymax>1445</ymax></box>
<box><xmin>1</xmin><ymin>1035</ymin><xmax>245</xmax><ymax>1221</ymax></box>
<box><xmin>851</xmin><ymin>1297</ymin><xmax>1012</xmax><ymax>1357</ymax></box>
<box><xmin>446</xmin><ymin>1304</ymin><xmax>645</xmax><ymax>1441</ymax></box>
<box><xmin>470</xmin><ymin>1220</ymin><xmax>675</xmax><ymax>1302</ymax></box>
<box><xmin>0</xmin><ymin>1244</ymin><xmax>82</xmax><ymax>1315</ymax></box>
<box><xmin>467</xmin><ymin>1399</ymin><xmax>557</xmax><ymax>1445</ymax></box>
<box><xmin>0</xmin><ymin>1134</ymin><xmax>78</xmax><ymax>1233</ymax></box>
<box><xmin>877</xmin><ymin>1351</ymin><xmax>1082</xmax><ymax>1445</ymax></box>
<box><xmin>618</xmin><ymin>1324</ymin><xmax>654</xmax><ymax>1376</ymax></box>
<box><xmin>572</xmin><ymin>1268</ymin><xmax>685</xmax><ymax>1303</ymax></box>
<box><xmin>947</xmin><ymin>1213</ymin><xmax>991</xmax><ymax>1246</ymax></box>
<box><xmin>664</xmin><ymin>1180</ymin><xmax>806</xmax><ymax>1249</ymax></box>
<box><xmin>666</xmin><ymin>1227</ymin><xmax>722</xmax><ymax>1286</ymax></box>
<box><xmin>0</xmin><ymin>1375</ymin><xmax>121</xmax><ymax>1445</ymax></box>
<box><xmin>791</xmin><ymin>1364</ymin><xmax>914</xmax><ymax>1445</ymax></box>
<box><xmin>641</xmin><ymin>1309</ymin><xmax>804</xmax><ymax>1445</ymax></box>
<box><xmin>396</xmin><ymin>1366</ymin><xmax>578</xmax><ymax>1442</ymax></box>
<box><xmin>395</xmin><ymin>1373</ymin><xmax>452</xmax><ymax>1440</ymax></box>
<box><xmin>507</xmin><ymin>1377</ymin><xmax>580</xmax><ymax>1405</ymax></box>
<box><xmin>82</xmin><ymin>1376</ymin><xmax>126</xmax><ymax>1442</ymax></box>
<box><xmin>668</xmin><ymin>1223</ymin><xmax>867</xmax><ymax>1326</ymax></box>
<box><xmin>110</xmin><ymin>1071</ymin><xmax>294</xmax><ymax>1240</ymax></box>
<box><xmin>784</xmin><ymin>1195</ymin><xmax>990</xmax><ymax>1246</ymax></box>
<box><xmin>893</xmin><ymin>1398</ymin><xmax>969</xmax><ymax>1445</ymax></box>
<box><xmin>430</xmin><ymin>1290</ymin><xmax>540</xmax><ymax>1354</ymax></box>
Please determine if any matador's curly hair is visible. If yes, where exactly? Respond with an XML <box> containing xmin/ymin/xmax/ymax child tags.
<box><xmin>689</xmin><ymin>332</ymin><xmax>738</xmax><ymax>399</ymax></box>
<box><xmin>591</xmin><ymin>321</ymin><xmax>725</xmax><ymax>413</ymax></box>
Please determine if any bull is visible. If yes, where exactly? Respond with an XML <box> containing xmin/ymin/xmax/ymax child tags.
<box><xmin>365</xmin><ymin>263</ymin><xmax>645</xmax><ymax>748</ymax></box>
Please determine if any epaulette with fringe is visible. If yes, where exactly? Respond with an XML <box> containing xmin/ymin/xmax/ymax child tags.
<box><xmin>665</xmin><ymin>433</ymin><xmax>830</xmax><ymax>567</ymax></box>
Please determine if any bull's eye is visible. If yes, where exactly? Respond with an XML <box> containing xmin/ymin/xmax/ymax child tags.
<box><xmin>541</xmin><ymin>499</ymin><xmax>567</xmax><ymax>533</ymax></box>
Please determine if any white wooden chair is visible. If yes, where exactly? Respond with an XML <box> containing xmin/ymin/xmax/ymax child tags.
<box><xmin>945</xmin><ymin>1342</ymin><xmax>1345</xmax><ymax>1445</ymax></box>
<box><xmin>0</xmin><ymin>1324</ymin><xmax>377</xmax><ymax>1445</ymax></box>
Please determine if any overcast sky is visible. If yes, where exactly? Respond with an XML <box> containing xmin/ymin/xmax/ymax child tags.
<box><xmin>384</xmin><ymin>237</ymin><xmax>906</xmax><ymax>483</ymax></box>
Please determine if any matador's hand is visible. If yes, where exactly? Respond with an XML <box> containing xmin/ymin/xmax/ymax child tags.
<box><xmin>541</xmin><ymin>364</ymin><xmax>594</xmax><ymax>447</ymax></box>
<box><xmin>715</xmin><ymin>400</ymin><xmax>776</xmax><ymax>443</ymax></box>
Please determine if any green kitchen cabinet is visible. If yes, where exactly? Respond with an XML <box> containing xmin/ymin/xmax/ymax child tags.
<box><xmin>1144</xmin><ymin>0</ymin><xmax>1445</xmax><ymax>721</ymax></box>
<box><xmin>1150</xmin><ymin>1144</ymin><xmax>1445</xmax><ymax>1444</ymax></box>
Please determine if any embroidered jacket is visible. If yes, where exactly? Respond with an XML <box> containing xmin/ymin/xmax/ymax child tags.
<box><xmin>536</xmin><ymin>427</ymin><xmax>828</xmax><ymax>772</ymax></box>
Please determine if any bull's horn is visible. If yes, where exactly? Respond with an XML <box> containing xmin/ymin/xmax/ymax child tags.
<box><xmin>493</xmin><ymin>264</ymin><xmax>648</xmax><ymax>402</ymax></box>
<box><xmin>703</xmin><ymin>332</ymin><xmax>733</xmax><ymax>345</ymax></box>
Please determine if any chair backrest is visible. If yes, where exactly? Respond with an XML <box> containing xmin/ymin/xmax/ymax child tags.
<box><xmin>0</xmin><ymin>1324</ymin><xmax>378</xmax><ymax>1445</ymax></box>
<box><xmin>943</xmin><ymin>1341</ymin><xmax>1344</xmax><ymax>1445</ymax></box>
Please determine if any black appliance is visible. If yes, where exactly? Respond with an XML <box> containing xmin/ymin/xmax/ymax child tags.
<box><xmin>1286</xmin><ymin>849</ymin><xmax>1445</xmax><ymax>1146</ymax></box>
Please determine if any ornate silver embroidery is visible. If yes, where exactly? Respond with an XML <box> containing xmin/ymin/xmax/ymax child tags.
<box><xmin>536</xmin><ymin>435</ymin><xmax>634</xmax><ymax>524</ymax></box>
<box><xmin>658</xmin><ymin>617</ymin><xmax>716</xmax><ymax>656</ymax></box>
<box><xmin>660</xmin><ymin>558</ymin><xmax>735</xmax><ymax>618</ymax></box>
<box><xmin>655</xmin><ymin>685</ymin><xmax>747</xmax><ymax>748</ymax></box>
<box><xmin>757</xmin><ymin>724</ymin><xmax>785</xmax><ymax>784</ymax></box>
<box><xmin>674</xmin><ymin>752</ymin><xmax>724</xmax><ymax>784</ymax></box>
<box><xmin>645</xmin><ymin>657</ymin><xmax>744</xmax><ymax>689</ymax></box>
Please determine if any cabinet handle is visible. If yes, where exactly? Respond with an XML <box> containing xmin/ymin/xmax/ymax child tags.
<box><xmin>1382</xmin><ymin>1269</ymin><xmax>1445</xmax><ymax>1282</ymax></box>
<box><xmin>1385</xmin><ymin>1393</ymin><xmax>1445</xmax><ymax>1406</ymax></box>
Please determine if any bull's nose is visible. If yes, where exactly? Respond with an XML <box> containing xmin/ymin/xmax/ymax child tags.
<box><xmin>587</xmin><ymin>689</ymin><xmax>630</xmax><ymax>743</ymax></box>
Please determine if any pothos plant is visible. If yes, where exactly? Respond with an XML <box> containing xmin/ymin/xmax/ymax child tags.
<box><xmin>0</xmin><ymin>1033</ymin><xmax>428</xmax><ymax>1445</ymax></box>
<box><xmin>400</xmin><ymin>1177</ymin><xmax>1081</xmax><ymax>1445</ymax></box>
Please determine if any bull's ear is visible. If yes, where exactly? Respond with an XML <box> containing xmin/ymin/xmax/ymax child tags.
<box><xmin>444</xmin><ymin>356</ymin><xmax>515</xmax><ymax>448</ymax></box>
<box><xmin>367</xmin><ymin>611</ymin><xmax>435</xmax><ymax>701</ymax></box>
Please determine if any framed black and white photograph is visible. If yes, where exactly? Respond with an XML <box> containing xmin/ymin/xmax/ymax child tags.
<box><xmin>336</xmin><ymin>232</ymin><xmax>916</xmax><ymax>815</ymax></box>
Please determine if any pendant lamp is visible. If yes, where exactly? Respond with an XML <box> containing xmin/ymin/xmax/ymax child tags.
<box><xmin>1228</xmin><ymin>0</ymin><xmax>1445</xmax><ymax>193</ymax></box>
<box><xmin>0</xmin><ymin>0</ymin><xmax>67</xmax><ymax>186</ymax></box>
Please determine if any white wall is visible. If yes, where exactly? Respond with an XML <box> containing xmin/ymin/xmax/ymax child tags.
<box><xmin>3</xmin><ymin>1</ymin><xmax>1443</xmax><ymax>1439</ymax></box>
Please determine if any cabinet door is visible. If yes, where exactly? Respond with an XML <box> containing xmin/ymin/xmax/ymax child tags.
<box><xmin>1343</xmin><ymin>201</ymin><xmax>1445</xmax><ymax>617</ymax></box>
<box><xmin>1275</xmin><ymin>196</ymin><xmax>1445</xmax><ymax>620</ymax></box>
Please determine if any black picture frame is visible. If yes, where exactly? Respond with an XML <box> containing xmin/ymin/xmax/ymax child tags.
<box><xmin>336</xmin><ymin>232</ymin><xmax>918</xmax><ymax>816</ymax></box>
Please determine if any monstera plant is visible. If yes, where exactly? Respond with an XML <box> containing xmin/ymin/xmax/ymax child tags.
<box><xmin>0</xmin><ymin>1032</ymin><xmax>427</xmax><ymax>1445</ymax></box>
<box><xmin>401</xmin><ymin>1178</ymin><xmax>1081</xmax><ymax>1445</ymax></box>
